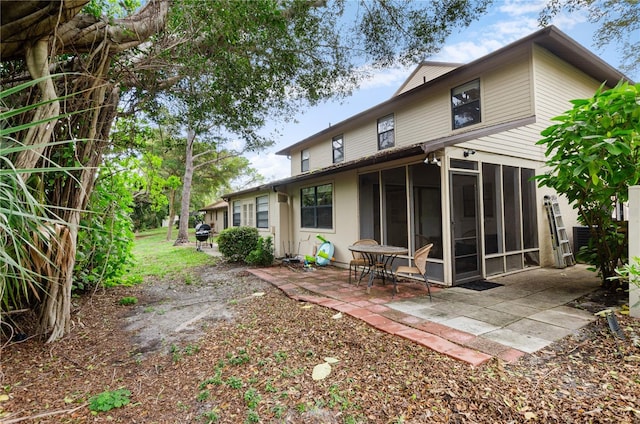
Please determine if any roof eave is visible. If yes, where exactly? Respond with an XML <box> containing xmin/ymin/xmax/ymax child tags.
<box><xmin>275</xmin><ymin>26</ymin><xmax>631</xmax><ymax>157</ymax></box>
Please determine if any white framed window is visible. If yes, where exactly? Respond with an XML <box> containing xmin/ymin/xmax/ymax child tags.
<box><xmin>242</xmin><ymin>203</ymin><xmax>254</xmax><ymax>227</ymax></box>
<box><xmin>377</xmin><ymin>114</ymin><xmax>395</xmax><ymax>150</ymax></box>
<box><xmin>332</xmin><ymin>135</ymin><xmax>344</xmax><ymax>163</ymax></box>
<box><xmin>301</xmin><ymin>149</ymin><xmax>310</xmax><ymax>172</ymax></box>
<box><xmin>233</xmin><ymin>201</ymin><xmax>241</xmax><ymax>226</ymax></box>
<box><xmin>452</xmin><ymin>79</ymin><xmax>481</xmax><ymax>129</ymax></box>
<box><xmin>256</xmin><ymin>195</ymin><xmax>268</xmax><ymax>228</ymax></box>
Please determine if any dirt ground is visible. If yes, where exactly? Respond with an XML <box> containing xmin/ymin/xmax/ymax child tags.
<box><xmin>2</xmin><ymin>262</ymin><xmax>640</xmax><ymax>423</ymax></box>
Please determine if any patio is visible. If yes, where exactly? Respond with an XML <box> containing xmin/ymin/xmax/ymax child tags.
<box><xmin>248</xmin><ymin>263</ymin><xmax>602</xmax><ymax>366</ymax></box>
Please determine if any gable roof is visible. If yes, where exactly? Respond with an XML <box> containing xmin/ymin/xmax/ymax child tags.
<box><xmin>199</xmin><ymin>200</ymin><xmax>228</xmax><ymax>211</ymax></box>
<box><xmin>276</xmin><ymin>25</ymin><xmax>630</xmax><ymax>157</ymax></box>
<box><xmin>392</xmin><ymin>61</ymin><xmax>463</xmax><ymax>96</ymax></box>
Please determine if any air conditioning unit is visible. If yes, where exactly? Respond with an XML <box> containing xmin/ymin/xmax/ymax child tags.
<box><xmin>573</xmin><ymin>226</ymin><xmax>592</xmax><ymax>255</ymax></box>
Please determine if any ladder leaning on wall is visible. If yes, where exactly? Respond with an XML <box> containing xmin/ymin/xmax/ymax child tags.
<box><xmin>544</xmin><ymin>195</ymin><xmax>576</xmax><ymax>268</ymax></box>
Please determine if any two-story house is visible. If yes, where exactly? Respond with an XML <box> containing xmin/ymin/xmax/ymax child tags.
<box><xmin>222</xmin><ymin>26</ymin><xmax>629</xmax><ymax>286</ymax></box>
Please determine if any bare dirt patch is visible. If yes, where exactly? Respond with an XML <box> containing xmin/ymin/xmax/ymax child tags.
<box><xmin>123</xmin><ymin>264</ymin><xmax>270</xmax><ymax>356</ymax></box>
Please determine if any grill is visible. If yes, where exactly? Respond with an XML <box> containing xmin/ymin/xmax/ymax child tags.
<box><xmin>195</xmin><ymin>223</ymin><xmax>212</xmax><ymax>251</ymax></box>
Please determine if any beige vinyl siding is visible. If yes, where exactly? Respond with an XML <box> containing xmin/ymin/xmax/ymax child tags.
<box><xmin>533</xmin><ymin>45</ymin><xmax>605</xmax><ymax>128</ymax></box>
<box><xmin>290</xmin><ymin>150</ymin><xmax>301</xmax><ymax>176</ymax></box>
<box><xmin>290</xmin><ymin>139</ymin><xmax>334</xmax><ymax>176</ymax></box>
<box><xmin>395</xmin><ymin>93</ymin><xmax>450</xmax><ymax>147</ymax></box>
<box><xmin>295</xmin><ymin>55</ymin><xmax>536</xmax><ymax>169</ymax></box>
<box><xmin>482</xmin><ymin>53</ymin><xmax>533</xmax><ymax>124</ymax></box>
<box><xmin>341</xmin><ymin>125</ymin><xmax>377</xmax><ymax>162</ymax></box>
<box><xmin>460</xmin><ymin>124</ymin><xmax>547</xmax><ymax>161</ymax></box>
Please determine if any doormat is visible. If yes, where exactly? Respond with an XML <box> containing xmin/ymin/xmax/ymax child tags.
<box><xmin>457</xmin><ymin>280</ymin><xmax>503</xmax><ymax>291</ymax></box>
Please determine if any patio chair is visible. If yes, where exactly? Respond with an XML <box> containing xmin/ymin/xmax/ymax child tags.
<box><xmin>395</xmin><ymin>243</ymin><xmax>434</xmax><ymax>301</ymax></box>
<box><xmin>349</xmin><ymin>239</ymin><xmax>378</xmax><ymax>284</ymax></box>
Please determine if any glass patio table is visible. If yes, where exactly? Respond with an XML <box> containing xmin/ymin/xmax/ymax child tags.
<box><xmin>347</xmin><ymin>244</ymin><xmax>408</xmax><ymax>294</ymax></box>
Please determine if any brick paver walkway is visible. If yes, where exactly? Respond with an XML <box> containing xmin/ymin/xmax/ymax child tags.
<box><xmin>248</xmin><ymin>265</ymin><xmax>525</xmax><ymax>366</ymax></box>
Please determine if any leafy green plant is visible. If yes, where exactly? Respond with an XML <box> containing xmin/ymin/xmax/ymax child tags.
<box><xmin>226</xmin><ymin>376</ymin><xmax>243</xmax><ymax>389</ymax></box>
<box><xmin>199</xmin><ymin>371</ymin><xmax>224</xmax><ymax>388</ymax></box>
<box><xmin>245</xmin><ymin>236</ymin><xmax>274</xmax><ymax>266</ymax></box>
<box><xmin>274</xmin><ymin>351</ymin><xmax>287</xmax><ymax>363</ymax></box>
<box><xmin>245</xmin><ymin>409</ymin><xmax>260</xmax><ymax>423</ymax></box>
<box><xmin>216</xmin><ymin>226</ymin><xmax>259</xmax><ymax>262</ymax></box>
<box><xmin>200</xmin><ymin>409</ymin><xmax>220</xmax><ymax>423</ymax></box>
<box><xmin>244</xmin><ymin>387</ymin><xmax>261</xmax><ymax>409</ymax></box>
<box><xmin>196</xmin><ymin>389</ymin><xmax>210</xmax><ymax>402</ymax></box>
<box><xmin>612</xmin><ymin>256</ymin><xmax>640</xmax><ymax>285</ymax></box>
<box><xmin>612</xmin><ymin>256</ymin><xmax>640</xmax><ymax>309</ymax></box>
<box><xmin>118</xmin><ymin>296</ymin><xmax>138</xmax><ymax>306</ymax></box>
<box><xmin>88</xmin><ymin>388</ymin><xmax>131</xmax><ymax>412</ymax></box>
<box><xmin>536</xmin><ymin>81</ymin><xmax>640</xmax><ymax>286</ymax></box>
<box><xmin>0</xmin><ymin>76</ymin><xmax>74</xmax><ymax>318</ymax></box>
<box><xmin>271</xmin><ymin>403</ymin><xmax>287</xmax><ymax>418</ymax></box>
<box><xmin>227</xmin><ymin>349</ymin><xmax>251</xmax><ymax>365</ymax></box>
<box><xmin>73</xmin><ymin>159</ymin><xmax>136</xmax><ymax>292</ymax></box>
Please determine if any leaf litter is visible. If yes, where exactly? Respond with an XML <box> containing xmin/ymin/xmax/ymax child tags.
<box><xmin>2</xmin><ymin>262</ymin><xmax>639</xmax><ymax>423</ymax></box>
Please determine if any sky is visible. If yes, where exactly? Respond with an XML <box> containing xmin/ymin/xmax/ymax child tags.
<box><xmin>243</xmin><ymin>0</ymin><xmax>638</xmax><ymax>183</ymax></box>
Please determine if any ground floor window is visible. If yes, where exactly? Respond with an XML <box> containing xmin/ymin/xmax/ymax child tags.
<box><xmin>233</xmin><ymin>201</ymin><xmax>241</xmax><ymax>226</ymax></box>
<box><xmin>256</xmin><ymin>195</ymin><xmax>268</xmax><ymax>228</ymax></box>
<box><xmin>301</xmin><ymin>183</ymin><xmax>333</xmax><ymax>229</ymax></box>
<box><xmin>242</xmin><ymin>203</ymin><xmax>254</xmax><ymax>227</ymax></box>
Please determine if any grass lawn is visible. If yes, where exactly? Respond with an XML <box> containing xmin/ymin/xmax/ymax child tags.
<box><xmin>126</xmin><ymin>227</ymin><xmax>219</xmax><ymax>281</ymax></box>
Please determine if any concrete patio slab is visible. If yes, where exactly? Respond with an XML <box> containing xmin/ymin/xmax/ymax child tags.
<box><xmin>486</xmin><ymin>300</ymin><xmax>542</xmax><ymax>317</ymax></box>
<box><xmin>396</xmin><ymin>307</ymin><xmax>462</xmax><ymax>323</ymax></box>
<box><xmin>246</xmin><ymin>263</ymin><xmax>602</xmax><ymax>365</ymax></box>
<box><xmin>527</xmin><ymin>307</ymin><xmax>595</xmax><ymax>330</ymax></box>
<box><xmin>503</xmin><ymin>318</ymin><xmax>574</xmax><ymax>341</ymax></box>
<box><xmin>440</xmin><ymin>316</ymin><xmax>501</xmax><ymax>335</ymax></box>
<box><xmin>482</xmin><ymin>328</ymin><xmax>551</xmax><ymax>353</ymax></box>
<box><xmin>463</xmin><ymin>307</ymin><xmax>522</xmax><ymax>327</ymax></box>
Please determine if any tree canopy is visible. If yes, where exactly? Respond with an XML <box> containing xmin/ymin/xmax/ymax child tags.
<box><xmin>1</xmin><ymin>0</ymin><xmax>492</xmax><ymax>341</ymax></box>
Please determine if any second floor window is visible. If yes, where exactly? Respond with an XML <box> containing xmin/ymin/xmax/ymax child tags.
<box><xmin>377</xmin><ymin>114</ymin><xmax>395</xmax><ymax>150</ymax></box>
<box><xmin>301</xmin><ymin>149</ymin><xmax>310</xmax><ymax>172</ymax></box>
<box><xmin>301</xmin><ymin>183</ymin><xmax>333</xmax><ymax>229</ymax></box>
<box><xmin>256</xmin><ymin>195</ymin><xmax>268</xmax><ymax>228</ymax></box>
<box><xmin>332</xmin><ymin>135</ymin><xmax>344</xmax><ymax>163</ymax></box>
<box><xmin>232</xmin><ymin>201</ymin><xmax>241</xmax><ymax>226</ymax></box>
<box><xmin>452</xmin><ymin>79</ymin><xmax>481</xmax><ymax>129</ymax></box>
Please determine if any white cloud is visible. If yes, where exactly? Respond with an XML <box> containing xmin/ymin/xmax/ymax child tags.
<box><xmin>433</xmin><ymin>40</ymin><xmax>498</xmax><ymax>63</ymax></box>
<box><xmin>249</xmin><ymin>151</ymin><xmax>291</xmax><ymax>182</ymax></box>
<box><xmin>432</xmin><ymin>15</ymin><xmax>540</xmax><ymax>63</ymax></box>
<box><xmin>357</xmin><ymin>66</ymin><xmax>414</xmax><ymax>91</ymax></box>
<box><xmin>491</xmin><ymin>18</ymin><xmax>540</xmax><ymax>38</ymax></box>
<box><xmin>227</xmin><ymin>138</ymin><xmax>245</xmax><ymax>151</ymax></box>
<box><xmin>498</xmin><ymin>0</ymin><xmax>547</xmax><ymax>16</ymax></box>
<box><xmin>549</xmin><ymin>11</ymin><xmax>588</xmax><ymax>29</ymax></box>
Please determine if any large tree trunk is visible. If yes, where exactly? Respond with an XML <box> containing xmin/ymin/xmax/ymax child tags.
<box><xmin>1</xmin><ymin>0</ymin><xmax>169</xmax><ymax>342</ymax></box>
<box><xmin>14</xmin><ymin>39</ymin><xmax>60</xmax><ymax>172</ymax></box>
<box><xmin>174</xmin><ymin>129</ymin><xmax>196</xmax><ymax>245</ymax></box>
<box><xmin>166</xmin><ymin>188</ymin><xmax>177</xmax><ymax>241</ymax></box>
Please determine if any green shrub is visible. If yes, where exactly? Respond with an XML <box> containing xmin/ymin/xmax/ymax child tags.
<box><xmin>217</xmin><ymin>227</ymin><xmax>259</xmax><ymax>262</ymax></box>
<box><xmin>74</xmin><ymin>162</ymin><xmax>135</xmax><ymax>292</ymax></box>
<box><xmin>246</xmin><ymin>236</ymin><xmax>274</xmax><ymax>266</ymax></box>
